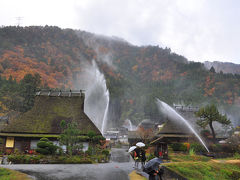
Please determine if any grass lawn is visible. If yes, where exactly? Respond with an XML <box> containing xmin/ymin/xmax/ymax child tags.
<box><xmin>164</xmin><ymin>154</ymin><xmax>240</xmax><ymax>180</ymax></box>
<box><xmin>0</xmin><ymin>167</ymin><xmax>32</xmax><ymax>180</ymax></box>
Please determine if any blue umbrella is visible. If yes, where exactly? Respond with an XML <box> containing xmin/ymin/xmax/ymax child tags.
<box><xmin>143</xmin><ymin>157</ymin><xmax>163</xmax><ymax>173</ymax></box>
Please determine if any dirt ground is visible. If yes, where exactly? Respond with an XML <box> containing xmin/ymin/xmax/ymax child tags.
<box><xmin>211</xmin><ymin>159</ymin><xmax>240</xmax><ymax>165</ymax></box>
<box><xmin>129</xmin><ymin>170</ymin><xmax>147</xmax><ymax>180</ymax></box>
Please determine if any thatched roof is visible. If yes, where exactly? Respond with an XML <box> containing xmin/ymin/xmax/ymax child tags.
<box><xmin>137</xmin><ymin>119</ymin><xmax>155</xmax><ymax>129</ymax></box>
<box><xmin>158</xmin><ymin>120</ymin><xmax>192</xmax><ymax>135</ymax></box>
<box><xmin>1</xmin><ymin>91</ymin><xmax>101</xmax><ymax>135</ymax></box>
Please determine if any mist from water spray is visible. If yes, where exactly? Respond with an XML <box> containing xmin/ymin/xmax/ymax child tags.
<box><xmin>156</xmin><ymin>99</ymin><xmax>209</xmax><ymax>152</ymax></box>
<box><xmin>75</xmin><ymin>61</ymin><xmax>109</xmax><ymax>134</ymax></box>
<box><xmin>101</xmin><ymin>90</ymin><xmax>109</xmax><ymax>133</ymax></box>
<box><xmin>123</xmin><ymin>119</ymin><xmax>136</xmax><ymax>131</ymax></box>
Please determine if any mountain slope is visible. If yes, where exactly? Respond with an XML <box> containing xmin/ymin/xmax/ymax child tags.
<box><xmin>204</xmin><ymin>61</ymin><xmax>240</xmax><ymax>74</ymax></box>
<box><xmin>0</xmin><ymin>26</ymin><xmax>239</xmax><ymax>127</ymax></box>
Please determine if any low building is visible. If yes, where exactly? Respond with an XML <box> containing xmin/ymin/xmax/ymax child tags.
<box><xmin>150</xmin><ymin>119</ymin><xmax>194</xmax><ymax>159</ymax></box>
<box><xmin>0</xmin><ymin>90</ymin><xmax>101</xmax><ymax>154</ymax></box>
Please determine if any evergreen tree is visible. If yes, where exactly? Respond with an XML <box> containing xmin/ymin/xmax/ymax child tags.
<box><xmin>195</xmin><ymin>104</ymin><xmax>231</xmax><ymax>143</ymax></box>
<box><xmin>210</xmin><ymin>66</ymin><xmax>216</xmax><ymax>73</ymax></box>
<box><xmin>59</xmin><ymin>120</ymin><xmax>83</xmax><ymax>156</ymax></box>
<box><xmin>20</xmin><ymin>73</ymin><xmax>41</xmax><ymax>112</ymax></box>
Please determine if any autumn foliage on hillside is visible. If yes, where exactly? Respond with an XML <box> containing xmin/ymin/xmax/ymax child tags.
<box><xmin>0</xmin><ymin>26</ymin><xmax>95</xmax><ymax>88</ymax></box>
<box><xmin>0</xmin><ymin>26</ymin><xmax>240</xmax><ymax>125</ymax></box>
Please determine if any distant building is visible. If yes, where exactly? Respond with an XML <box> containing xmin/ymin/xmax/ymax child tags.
<box><xmin>0</xmin><ymin>90</ymin><xmax>101</xmax><ymax>154</ymax></box>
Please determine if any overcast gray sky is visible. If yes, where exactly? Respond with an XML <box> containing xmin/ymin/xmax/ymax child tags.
<box><xmin>0</xmin><ymin>0</ymin><xmax>240</xmax><ymax>64</ymax></box>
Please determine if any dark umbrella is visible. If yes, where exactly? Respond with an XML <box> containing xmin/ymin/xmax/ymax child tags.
<box><xmin>143</xmin><ymin>157</ymin><xmax>163</xmax><ymax>174</ymax></box>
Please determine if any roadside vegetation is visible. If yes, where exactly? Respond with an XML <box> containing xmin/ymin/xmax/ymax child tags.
<box><xmin>7</xmin><ymin>121</ymin><xmax>110</xmax><ymax>164</ymax></box>
<box><xmin>165</xmin><ymin>160</ymin><xmax>240</xmax><ymax>180</ymax></box>
<box><xmin>0</xmin><ymin>167</ymin><xmax>32</xmax><ymax>180</ymax></box>
<box><xmin>163</xmin><ymin>150</ymin><xmax>240</xmax><ymax>180</ymax></box>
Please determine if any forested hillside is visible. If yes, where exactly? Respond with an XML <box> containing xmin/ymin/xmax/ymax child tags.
<box><xmin>0</xmin><ymin>26</ymin><xmax>239</xmax><ymax>127</ymax></box>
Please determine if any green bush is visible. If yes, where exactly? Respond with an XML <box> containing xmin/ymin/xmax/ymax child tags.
<box><xmin>209</xmin><ymin>144</ymin><xmax>236</xmax><ymax>153</ymax></box>
<box><xmin>87</xmin><ymin>131</ymin><xmax>96</xmax><ymax>139</ymax></box>
<box><xmin>8</xmin><ymin>155</ymin><xmax>41</xmax><ymax>164</ymax></box>
<box><xmin>102</xmin><ymin>149</ymin><xmax>110</xmax><ymax>156</ymax></box>
<box><xmin>39</xmin><ymin>137</ymin><xmax>49</xmax><ymax>142</ymax></box>
<box><xmin>85</xmin><ymin>146</ymin><xmax>93</xmax><ymax>156</ymax></box>
<box><xmin>36</xmin><ymin>137</ymin><xmax>58</xmax><ymax>155</ymax></box>
<box><xmin>63</xmin><ymin>156</ymin><xmax>92</xmax><ymax>164</ymax></box>
<box><xmin>93</xmin><ymin>136</ymin><xmax>105</xmax><ymax>143</ymax></box>
<box><xmin>189</xmin><ymin>148</ymin><xmax>195</xmax><ymax>156</ymax></box>
<box><xmin>190</xmin><ymin>143</ymin><xmax>206</xmax><ymax>153</ymax></box>
<box><xmin>170</xmin><ymin>143</ymin><xmax>188</xmax><ymax>152</ymax></box>
<box><xmin>8</xmin><ymin>154</ymin><xmax>25</xmax><ymax>163</ymax></box>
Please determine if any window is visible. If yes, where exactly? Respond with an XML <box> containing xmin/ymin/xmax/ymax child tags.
<box><xmin>6</xmin><ymin>137</ymin><xmax>14</xmax><ymax>148</ymax></box>
<box><xmin>30</xmin><ymin>140</ymin><xmax>39</xmax><ymax>149</ymax></box>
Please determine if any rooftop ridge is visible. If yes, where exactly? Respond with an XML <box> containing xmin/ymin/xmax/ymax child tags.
<box><xmin>36</xmin><ymin>89</ymin><xmax>85</xmax><ymax>97</ymax></box>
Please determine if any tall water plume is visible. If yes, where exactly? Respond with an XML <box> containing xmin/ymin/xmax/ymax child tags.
<box><xmin>156</xmin><ymin>99</ymin><xmax>209</xmax><ymax>152</ymax></box>
<box><xmin>75</xmin><ymin>60</ymin><xmax>109</xmax><ymax>134</ymax></box>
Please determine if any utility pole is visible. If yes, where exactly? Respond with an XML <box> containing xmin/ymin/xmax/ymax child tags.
<box><xmin>15</xmin><ymin>17</ymin><xmax>23</xmax><ymax>26</ymax></box>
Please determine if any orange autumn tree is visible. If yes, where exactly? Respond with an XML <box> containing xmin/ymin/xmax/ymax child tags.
<box><xmin>136</xmin><ymin>125</ymin><xmax>155</xmax><ymax>144</ymax></box>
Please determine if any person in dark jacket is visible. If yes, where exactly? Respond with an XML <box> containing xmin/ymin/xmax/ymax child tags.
<box><xmin>148</xmin><ymin>169</ymin><xmax>159</xmax><ymax>180</ymax></box>
<box><xmin>134</xmin><ymin>148</ymin><xmax>141</xmax><ymax>168</ymax></box>
<box><xmin>146</xmin><ymin>165</ymin><xmax>164</xmax><ymax>180</ymax></box>
<box><xmin>140</xmin><ymin>148</ymin><xmax>146</xmax><ymax>168</ymax></box>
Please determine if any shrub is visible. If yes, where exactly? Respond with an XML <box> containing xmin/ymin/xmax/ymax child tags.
<box><xmin>87</xmin><ymin>131</ymin><xmax>96</xmax><ymax>139</ymax></box>
<box><xmin>233</xmin><ymin>152</ymin><xmax>240</xmax><ymax>159</ymax></box>
<box><xmin>36</xmin><ymin>137</ymin><xmax>58</xmax><ymax>155</ymax></box>
<box><xmin>93</xmin><ymin>136</ymin><xmax>105</xmax><ymax>144</ymax></box>
<box><xmin>209</xmin><ymin>143</ymin><xmax>237</xmax><ymax>154</ymax></box>
<box><xmin>8</xmin><ymin>154</ymin><xmax>25</xmax><ymax>163</ymax></box>
<box><xmin>189</xmin><ymin>148</ymin><xmax>195</xmax><ymax>156</ymax></box>
<box><xmin>8</xmin><ymin>154</ymin><xmax>41</xmax><ymax>164</ymax></box>
<box><xmin>190</xmin><ymin>143</ymin><xmax>206</xmax><ymax>153</ymax></box>
<box><xmin>170</xmin><ymin>143</ymin><xmax>188</xmax><ymax>152</ymax></box>
<box><xmin>85</xmin><ymin>146</ymin><xmax>93</xmax><ymax>156</ymax></box>
<box><xmin>102</xmin><ymin>149</ymin><xmax>110</xmax><ymax>157</ymax></box>
<box><xmin>63</xmin><ymin>156</ymin><xmax>93</xmax><ymax>164</ymax></box>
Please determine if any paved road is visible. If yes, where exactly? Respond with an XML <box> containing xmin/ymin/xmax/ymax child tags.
<box><xmin>0</xmin><ymin>148</ymin><xmax>137</xmax><ymax>180</ymax></box>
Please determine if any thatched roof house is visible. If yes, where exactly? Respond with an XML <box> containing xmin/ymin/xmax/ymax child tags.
<box><xmin>149</xmin><ymin>119</ymin><xmax>195</xmax><ymax>159</ymax></box>
<box><xmin>0</xmin><ymin>90</ymin><xmax>101</xmax><ymax>153</ymax></box>
<box><xmin>151</xmin><ymin>119</ymin><xmax>193</xmax><ymax>144</ymax></box>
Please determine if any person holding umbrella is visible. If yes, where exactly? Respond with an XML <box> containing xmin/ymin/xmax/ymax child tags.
<box><xmin>140</xmin><ymin>148</ymin><xmax>146</xmax><ymax>169</ymax></box>
<box><xmin>134</xmin><ymin>147</ymin><xmax>141</xmax><ymax>168</ymax></box>
<box><xmin>143</xmin><ymin>157</ymin><xmax>164</xmax><ymax>180</ymax></box>
<box><xmin>128</xmin><ymin>146</ymin><xmax>139</xmax><ymax>168</ymax></box>
<box><xmin>135</xmin><ymin>142</ymin><xmax>145</xmax><ymax>169</ymax></box>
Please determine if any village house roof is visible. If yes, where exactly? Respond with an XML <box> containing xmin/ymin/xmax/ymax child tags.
<box><xmin>1</xmin><ymin>90</ymin><xmax>101</xmax><ymax>135</ymax></box>
<box><xmin>150</xmin><ymin>119</ymin><xmax>194</xmax><ymax>144</ymax></box>
<box><xmin>158</xmin><ymin>120</ymin><xmax>192</xmax><ymax>135</ymax></box>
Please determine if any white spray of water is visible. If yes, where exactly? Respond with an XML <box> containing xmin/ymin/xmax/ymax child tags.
<box><xmin>75</xmin><ymin>61</ymin><xmax>109</xmax><ymax>134</ymax></box>
<box><xmin>129</xmin><ymin>120</ymin><xmax>133</xmax><ymax>131</ymax></box>
<box><xmin>156</xmin><ymin>99</ymin><xmax>209</xmax><ymax>152</ymax></box>
<box><xmin>123</xmin><ymin>119</ymin><xmax>136</xmax><ymax>131</ymax></box>
<box><xmin>101</xmin><ymin>90</ymin><xmax>109</xmax><ymax>133</ymax></box>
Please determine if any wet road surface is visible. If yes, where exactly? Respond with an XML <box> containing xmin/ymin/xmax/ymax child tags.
<box><xmin>0</xmin><ymin>148</ymin><xmax>136</xmax><ymax>180</ymax></box>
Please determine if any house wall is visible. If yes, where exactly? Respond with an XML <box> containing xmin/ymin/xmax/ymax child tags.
<box><xmin>1</xmin><ymin>136</ymin><xmax>57</xmax><ymax>154</ymax></box>
<box><xmin>1</xmin><ymin>135</ymin><xmax>91</xmax><ymax>154</ymax></box>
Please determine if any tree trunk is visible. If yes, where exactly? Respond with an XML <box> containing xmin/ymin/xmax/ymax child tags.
<box><xmin>209</xmin><ymin>121</ymin><xmax>216</xmax><ymax>143</ymax></box>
